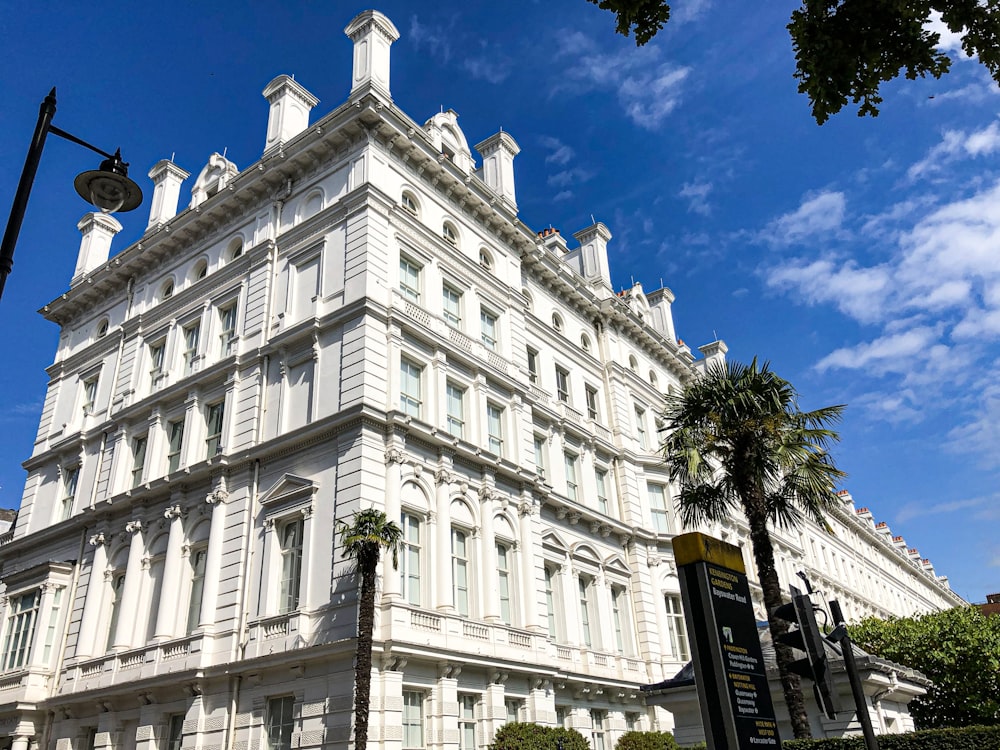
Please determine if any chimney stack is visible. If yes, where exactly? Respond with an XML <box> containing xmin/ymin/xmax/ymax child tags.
<box><xmin>146</xmin><ymin>159</ymin><xmax>189</xmax><ymax>229</ymax></box>
<box><xmin>344</xmin><ymin>11</ymin><xmax>400</xmax><ymax>99</ymax></box>
<box><xmin>73</xmin><ymin>213</ymin><xmax>122</xmax><ymax>284</ymax></box>
<box><xmin>262</xmin><ymin>75</ymin><xmax>319</xmax><ymax>153</ymax></box>
<box><xmin>475</xmin><ymin>131</ymin><xmax>520</xmax><ymax>210</ymax></box>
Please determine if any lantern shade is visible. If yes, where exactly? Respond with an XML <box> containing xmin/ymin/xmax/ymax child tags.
<box><xmin>74</xmin><ymin>150</ymin><xmax>142</xmax><ymax>213</ymax></box>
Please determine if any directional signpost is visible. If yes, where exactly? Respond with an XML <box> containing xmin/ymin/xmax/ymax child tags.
<box><xmin>674</xmin><ymin>532</ymin><xmax>781</xmax><ymax>749</ymax></box>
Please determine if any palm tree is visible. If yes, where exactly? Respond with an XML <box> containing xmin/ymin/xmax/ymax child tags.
<box><xmin>338</xmin><ymin>509</ymin><xmax>403</xmax><ymax>750</ymax></box>
<box><xmin>660</xmin><ymin>358</ymin><xmax>846</xmax><ymax>739</ymax></box>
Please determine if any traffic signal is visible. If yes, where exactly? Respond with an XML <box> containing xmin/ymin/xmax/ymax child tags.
<box><xmin>773</xmin><ymin>587</ymin><xmax>839</xmax><ymax>719</ymax></box>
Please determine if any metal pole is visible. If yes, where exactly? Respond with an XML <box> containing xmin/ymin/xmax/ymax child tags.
<box><xmin>829</xmin><ymin>600</ymin><xmax>879</xmax><ymax>750</ymax></box>
<box><xmin>0</xmin><ymin>89</ymin><xmax>57</xmax><ymax>301</ymax></box>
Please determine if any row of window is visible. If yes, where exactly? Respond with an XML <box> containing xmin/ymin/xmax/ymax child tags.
<box><xmin>400</xmin><ymin>258</ymin><xmax>500</xmax><ymax>350</ymax></box>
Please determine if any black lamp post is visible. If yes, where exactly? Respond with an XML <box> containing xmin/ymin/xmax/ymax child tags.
<box><xmin>0</xmin><ymin>88</ymin><xmax>144</xmax><ymax>300</ymax></box>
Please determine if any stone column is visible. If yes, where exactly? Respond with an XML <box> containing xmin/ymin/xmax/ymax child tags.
<box><xmin>153</xmin><ymin>504</ymin><xmax>186</xmax><ymax>639</ymax></box>
<box><xmin>558</xmin><ymin>560</ymin><xmax>580</xmax><ymax>644</ymax></box>
<box><xmin>382</xmin><ymin>449</ymin><xmax>403</xmax><ymax>599</ymax></box>
<box><xmin>11</xmin><ymin>736</ymin><xmax>29</xmax><ymax>750</ymax></box>
<box><xmin>434</xmin><ymin>469</ymin><xmax>454</xmax><ymax>612</ymax></box>
<box><xmin>198</xmin><ymin>488</ymin><xmax>229</xmax><ymax>630</ymax></box>
<box><xmin>479</xmin><ymin>486</ymin><xmax>498</xmax><ymax>621</ymax></box>
<box><xmin>76</xmin><ymin>532</ymin><xmax>109</xmax><ymax>658</ymax></box>
<box><xmin>112</xmin><ymin>520</ymin><xmax>145</xmax><ymax>649</ymax></box>
<box><xmin>595</xmin><ymin>568</ymin><xmax>615</xmax><ymax>654</ymax></box>
<box><xmin>517</xmin><ymin>493</ymin><xmax>540</xmax><ymax>632</ymax></box>
<box><xmin>436</xmin><ymin>665</ymin><xmax>461</xmax><ymax>750</ymax></box>
<box><xmin>28</xmin><ymin>583</ymin><xmax>62</xmax><ymax>667</ymax></box>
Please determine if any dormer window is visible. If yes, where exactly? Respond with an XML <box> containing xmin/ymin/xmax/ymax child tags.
<box><xmin>629</xmin><ymin>355</ymin><xmax>639</xmax><ymax>372</ymax></box>
<box><xmin>161</xmin><ymin>280</ymin><xmax>174</xmax><ymax>300</ymax></box>
<box><xmin>551</xmin><ymin>313</ymin><xmax>564</xmax><ymax>332</ymax></box>
<box><xmin>401</xmin><ymin>192</ymin><xmax>419</xmax><ymax>217</ymax></box>
<box><xmin>192</xmin><ymin>260</ymin><xmax>208</xmax><ymax>281</ymax></box>
<box><xmin>479</xmin><ymin>249</ymin><xmax>493</xmax><ymax>271</ymax></box>
<box><xmin>227</xmin><ymin>237</ymin><xmax>244</xmax><ymax>260</ymax></box>
<box><xmin>580</xmin><ymin>334</ymin><xmax>591</xmax><ymax>352</ymax></box>
<box><xmin>96</xmin><ymin>319</ymin><xmax>109</xmax><ymax>339</ymax></box>
<box><xmin>442</xmin><ymin>222</ymin><xmax>458</xmax><ymax>247</ymax></box>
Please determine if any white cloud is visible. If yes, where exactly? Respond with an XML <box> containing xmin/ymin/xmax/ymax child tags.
<box><xmin>539</xmin><ymin>136</ymin><xmax>575</xmax><ymax>166</ymax></box>
<box><xmin>409</xmin><ymin>16</ymin><xmax>453</xmax><ymax>63</ymax></box>
<box><xmin>679</xmin><ymin>181</ymin><xmax>712</xmax><ymax>215</ymax></box>
<box><xmin>547</xmin><ymin>167</ymin><xmax>594</xmax><ymax>190</ymax></box>
<box><xmin>895</xmin><ymin>496</ymin><xmax>986</xmax><ymax>524</ymax></box>
<box><xmin>926</xmin><ymin>11</ymin><xmax>967</xmax><ymax>57</ymax></box>
<box><xmin>552</xmin><ymin>31</ymin><xmax>690</xmax><ymax>129</ymax></box>
<box><xmin>907</xmin><ymin>120</ymin><xmax>1000</xmax><ymax>179</ymax></box>
<box><xmin>766</xmin><ymin>258</ymin><xmax>890</xmax><ymax>323</ymax></box>
<box><xmin>463</xmin><ymin>54</ymin><xmax>511</xmax><ymax>84</ymax></box>
<box><xmin>815</xmin><ymin>327</ymin><xmax>941</xmax><ymax>374</ymax></box>
<box><xmin>764</xmin><ymin>191</ymin><xmax>846</xmax><ymax>245</ymax></box>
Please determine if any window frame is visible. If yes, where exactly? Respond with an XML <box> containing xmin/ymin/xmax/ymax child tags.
<box><xmin>665</xmin><ymin>593</ymin><xmax>690</xmax><ymax>660</ymax></box>
<box><xmin>400</xmin><ymin>358</ymin><xmax>423</xmax><ymax>418</ymax></box>
<box><xmin>563</xmin><ymin>451</ymin><xmax>579</xmax><ymax>503</ymax></box>
<box><xmin>555</xmin><ymin>366</ymin><xmax>570</xmax><ymax>403</ymax></box>
<box><xmin>402</xmin><ymin>691</ymin><xmax>425</xmax><ymax>749</ymax></box>
<box><xmin>451</xmin><ymin>526</ymin><xmax>471</xmax><ymax>616</ymax></box>
<box><xmin>278</xmin><ymin>517</ymin><xmax>304</xmax><ymax>614</ymax></box>
<box><xmin>131</xmin><ymin>434</ymin><xmax>148</xmax><ymax>488</ymax></box>
<box><xmin>265</xmin><ymin>695</ymin><xmax>295</xmax><ymax>750</ymax></box>
<box><xmin>635</xmin><ymin>405</ymin><xmax>649</xmax><ymax>449</ymax></box>
<box><xmin>486</xmin><ymin>402</ymin><xmax>504</xmax><ymax>457</ymax></box>
<box><xmin>400</xmin><ymin>512</ymin><xmax>423</xmax><ymax>606</ymax></box>
<box><xmin>218</xmin><ymin>301</ymin><xmax>239</xmax><ymax>357</ymax></box>
<box><xmin>205</xmin><ymin>400</ymin><xmax>226</xmax><ymax>458</ymax></box>
<box><xmin>446</xmin><ymin>382</ymin><xmax>466</xmax><ymax>439</ymax></box>
<box><xmin>647</xmin><ymin>483</ymin><xmax>671</xmax><ymax>534</ymax></box>
<box><xmin>480</xmin><ymin>307</ymin><xmax>499</xmax><ymax>351</ymax></box>
<box><xmin>585</xmin><ymin>385</ymin><xmax>599</xmax><ymax>421</ymax></box>
<box><xmin>399</xmin><ymin>256</ymin><xmax>422</xmax><ymax>303</ymax></box>
<box><xmin>166</xmin><ymin>417</ymin><xmax>185</xmax><ymax>474</ymax></box>
<box><xmin>496</xmin><ymin>540</ymin><xmax>514</xmax><ymax>625</ymax></box>
<box><xmin>60</xmin><ymin>465</ymin><xmax>80</xmax><ymax>521</ymax></box>
<box><xmin>182</xmin><ymin>320</ymin><xmax>201</xmax><ymax>375</ymax></box>
<box><xmin>442</xmin><ymin>283</ymin><xmax>463</xmax><ymax>327</ymax></box>
<box><xmin>0</xmin><ymin>589</ymin><xmax>41</xmax><ymax>671</ymax></box>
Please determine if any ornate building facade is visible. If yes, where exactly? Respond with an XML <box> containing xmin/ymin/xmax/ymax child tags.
<box><xmin>0</xmin><ymin>11</ymin><xmax>964</xmax><ymax>750</ymax></box>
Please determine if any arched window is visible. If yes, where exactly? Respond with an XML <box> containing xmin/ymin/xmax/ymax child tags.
<box><xmin>649</xmin><ymin>370</ymin><xmax>658</xmax><ymax>387</ymax></box>
<box><xmin>442</xmin><ymin>221</ymin><xmax>459</xmax><ymax>246</ymax></box>
<box><xmin>479</xmin><ymin>248</ymin><xmax>493</xmax><ymax>271</ymax></box>
<box><xmin>580</xmin><ymin>334</ymin><xmax>591</xmax><ymax>352</ymax></box>
<box><xmin>160</xmin><ymin>280</ymin><xmax>174</xmax><ymax>301</ymax></box>
<box><xmin>401</xmin><ymin>191</ymin><xmax>419</xmax><ymax>217</ymax></box>
<box><xmin>190</xmin><ymin>259</ymin><xmax>208</xmax><ymax>283</ymax></box>
<box><xmin>96</xmin><ymin>319</ymin><xmax>109</xmax><ymax>338</ymax></box>
<box><xmin>551</xmin><ymin>313</ymin><xmax>564</xmax><ymax>332</ymax></box>
<box><xmin>227</xmin><ymin>237</ymin><xmax>244</xmax><ymax>260</ymax></box>
<box><xmin>629</xmin><ymin>354</ymin><xmax>639</xmax><ymax>372</ymax></box>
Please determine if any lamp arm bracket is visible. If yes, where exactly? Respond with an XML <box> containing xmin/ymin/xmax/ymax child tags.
<box><xmin>48</xmin><ymin>125</ymin><xmax>116</xmax><ymax>161</ymax></box>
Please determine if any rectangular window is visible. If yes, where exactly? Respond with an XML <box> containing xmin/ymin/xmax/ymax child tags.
<box><xmin>544</xmin><ymin>566</ymin><xmax>557</xmax><ymax>639</ymax></box>
<box><xmin>400</xmin><ymin>513</ymin><xmax>421</xmax><ymax>605</ymax></box>
<box><xmin>131</xmin><ymin>436</ymin><xmax>147</xmax><ymax>488</ymax></box>
<box><xmin>219</xmin><ymin>303</ymin><xmax>238</xmax><ymax>356</ymax></box>
<box><xmin>61</xmin><ymin>466</ymin><xmax>80</xmax><ymax>520</ymax></box>
<box><xmin>266</xmin><ymin>696</ymin><xmax>295</xmax><ymax>750</ymax></box>
<box><xmin>166</xmin><ymin>715</ymin><xmax>184</xmax><ymax>750</ymax></box>
<box><xmin>635</xmin><ymin>406</ymin><xmax>648</xmax><ymax>449</ymax></box>
<box><xmin>183</xmin><ymin>322</ymin><xmax>201</xmax><ymax>375</ymax></box>
<box><xmin>205</xmin><ymin>401</ymin><xmax>225</xmax><ymax>457</ymax></box>
<box><xmin>402</xmin><ymin>691</ymin><xmax>424</xmax><ymax>749</ymax></box>
<box><xmin>82</xmin><ymin>376</ymin><xmax>99</xmax><ymax>415</ymax></box>
<box><xmin>611</xmin><ymin>586</ymin><xmax>628</xmax><ymax>654</ymax></box>
<box><xmin>585</xmin><ymin>385</ymin><xmax>599</xmax><ymax>420</ymax></box>
<box><xmin>399</xmin><ymin>257</ymin><xmax>421</xmax><ymax>302</ymax></box>
<box><xmin>443</xmin><ymin>284</ymin><xmax>462</xmax><ymax>327</ymax></box>
<box><xmin>555</xmin><ymin>367</ymin><xmax>570</xmax><ymax>403</ymax></box>
<box><xmin>42</xmin><ymin>588</ymin><xmax>62</xmax><ymax>662</ymax></box>
<box><xmin>480</xmin><ymin>309</ymin><xmax>498</xmax><ymax>351</ymax></box>
<box><xmin>452</xmin><ymin>528</ymin><xmax>469</xmax><ymax>616</ymax></box>
<box><xmin>186</xmin><ymin>548</ymin><xmax>207</xmax><ymax>632</ymax></box>
<box><xmin>446</xmin><ymin>383</ymin><xmax>465</xmax><ymax>439</ymax></box>
<box><xmin>665</xmin><ymin>594</ymin><xmax>690</xmax><ymax>660</ymax></box>
<box><xmin>497</xmin><ymin>542</ymin><xmax>512</xmax><ymax>625</ymax></box>
<box><xmin>149</xmin><ymin>340</ymin><xmax>166</xmax><ymax>389</ymax></box>
<box><xmin>648</xmin><ymin>483</ymin><xmax>670</xmax><ymax>534</ymax></box>
<box><xmin>400</xmin><ymin>358</ymin><xmax>422</xmax><ymax>418</ymax></box>
<box><xmin>564</xmin><ymin>452</ymin><xmax>578</xmax><ymax>503</ymax></box>
<box><xmin>167</xmin><ymin>419</ymin><xmax>185</xmax><ymax>473</ymax></box>
<box><xmin>591</xmin><ymin>710</ymin><xmax>607</xmax><ymax>750</ymax></box>
<box><xmin>279</xmin><ymin>519</ymin><xmax>303</xmax><ymax>613</ymax></box>
<box><xmin>486</xmin><ymin>404</ymin><xmax>504</xmax><ymax>456</ymax></box>
<box><xmin>595</xmin><ymin>468</ymin><xmax>609</xmax><ymax>515</ymax></box>
<box><xmin>106</xmin><ymin>573</ymin><xmax>125</xmax><ymax>651</ymax></box>
<box><xmin>505</xmin><ymin>700</ymin><xmax>522</xmax><ymax>725</ymax></box>
<box><xmin>534</xmin><ymin>435</ymin><xmax>547</xmax><ymax>480</ymax></box>
<box><xmin>526</xmin><ymin>348</ymin><xmax>538</xmax><ymax>384</ymax></box>
<box><xmin>0</xmin><ymin>590</ymin><xmax>40</xmax><ymax>670</ymax></box>
<box><xmin>578</xmin><ymin>577</ymin><xmax>592</xmax><ymax>648</ymax></box>
<box><xmin>459</xmin><ymin>695</ymin><xmax>477</xmax><ymax>750</ymax></box>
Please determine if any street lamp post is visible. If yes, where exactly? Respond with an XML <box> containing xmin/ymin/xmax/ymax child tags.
<box><xmin>0</xmin><ymin>88</ymin><xmax>144</xmax><ymax>300</ymax></box>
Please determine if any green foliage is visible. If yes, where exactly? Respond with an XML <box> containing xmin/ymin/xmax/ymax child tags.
<box><xmin>614</xmin><ymin>730</ymin><xmax>679</xmax><ymax>750</ymax></box>
<box><xmin>783</xmin><ymin>724</ymin><xmax>1000</xmax><ymax>749</ymax></box>
<box><xmin>337</xmin><ymin>508</ymin><xmax>403</xmax><ymax>570</ymax></box>
<box><xmin>851</xmin><ymin>606</ymin><xmax>1000</xmax><ymax>729</ymax></box>
<box><xmin>490</xmin><ymin>723</ymin><xmax>589</xmax><ymax>750</ymax></box>
<box><xmin>590</xmin><ymin>0</ymin><xmax>1000</xmax><ymax>123</ymax></box>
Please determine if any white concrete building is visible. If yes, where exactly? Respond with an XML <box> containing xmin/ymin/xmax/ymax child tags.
<box><xmin>0</xmin><ymin>10</ymin><xmax>964</xmax><ymax>750</ymax></box>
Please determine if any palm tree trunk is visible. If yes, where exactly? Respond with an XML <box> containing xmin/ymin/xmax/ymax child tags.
<box><xmin>746</xmin><ymin>509</ymin><xmax>812</xmax><ymax>739</ymax></box>
<box><xmin>353</xmin><ymin>549</ymin><xmax>378</xmax><ymax>750</ymax></box>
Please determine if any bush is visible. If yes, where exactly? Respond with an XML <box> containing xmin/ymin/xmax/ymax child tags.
<box><xmin>490</xmin><ymin>723</ymin><xmax>589</xmax><ymax>750</ymax></box>
<box><xmin>782</xmin><ymin>724</ymin><xmax>1000</xmax><ymax>749</ymax></box>
<box><xmin>615</xmin><ymin>730</ymin><xmax>679</xmax><ymax>750</ymax></box>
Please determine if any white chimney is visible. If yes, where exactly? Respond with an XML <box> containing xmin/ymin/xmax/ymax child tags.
<box><xmin>344</xmin><ymin>10</ymin><xmax>400</xmax><ymax>99</ymax></box>
<box><xmin>573</xmin><ymin>222</ymin><xmax>613</xmax><ymax>289</ymax></box>
<box><xmin>475</xmin><ymin>131</ymin><xmax>520</xmax><ymax>210</ymax></box>
<box><xmin>262</xmin><ymin>75</ymin><xmax>319</xmax><ymax>153</ymax></box>
<box><xmin>73</xmin><ymin>213</ymin><xmax>122</xmax><ymax>284</ymax></box>
<box><xmin>146</xmin><ymin>160</ymin><xmax>189</xmax><ymax>229</ymax></box>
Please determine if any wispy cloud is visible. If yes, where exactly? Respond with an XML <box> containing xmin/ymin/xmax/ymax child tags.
<box><xmin>539</xmin><ymin>136</ymin><xmax>575</xmax><ymax>166</ymax></box>
<box><xmin>410</xmin><ymin>15</ymin><xmax>454</xmax><ymax>63</ymax></box>
<box><xmin>411</xmin><ymin>16</ymin><xmax>511</xmax><ymax>84</ymax></box>
<box><xmin>763</xmin><ymin>190</ymin><xmax>846</xmax><ymax>245</ymax></box>
<box><xmin>895</xmin><ymin>496</ymin><xmax>986</xmax><ymax>524</ymax></box>
<box><xmin>908</xmin><ymin>120</ymin><xmax>1000</xmax><ymax>179</ymax></box>
<box><xmin>551</xmin><ymin>31</ymin><xmax>690</xmax><ymax>129</ymax></box>
<box><xmin>679</xmin><ymin>181</ymin><xmax>713</xmax><ymax>215</ymax></box>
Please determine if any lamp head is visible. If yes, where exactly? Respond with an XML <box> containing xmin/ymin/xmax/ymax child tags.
<box><xmin>74</xmin><ymin>149</ymin><xmax>143</xmax><ymax>213</ymax></box>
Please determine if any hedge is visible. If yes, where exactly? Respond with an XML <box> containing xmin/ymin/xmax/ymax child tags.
<box><xmin>614</xmin><ymin>730</ymin><xmax>680</xmax><ymax>750</ymax></box>
<box><xmin>782</xmin><ymin>724</ymin><xmax>1000</xmax><ymax>749</ymax></box>
<box><xmin>490</xmin><ymin>723</ymin><xmax>589</xmax><ymax>750</ymax></box>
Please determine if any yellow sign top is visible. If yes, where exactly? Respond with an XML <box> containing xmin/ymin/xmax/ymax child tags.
<box><xmin>672</xmin><ymin>532</ymin><xmax>746</xmax><ymax>574</ymax></box>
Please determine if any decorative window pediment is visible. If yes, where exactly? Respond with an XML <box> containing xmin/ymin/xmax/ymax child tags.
<box><xmin>259</xmin><ymin>474</ymin><xmax>317</xmax><ymax>515</ymax></box>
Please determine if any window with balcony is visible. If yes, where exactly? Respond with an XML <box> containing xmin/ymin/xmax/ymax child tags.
<box><xmin>452</xmin><ymin>528</ymin><xmax>470</xmax><ymax>616</ymax></box>
<box><xmin>183</xmin><ymin>322</ymin><xmax>201</xmax><ymax>375</ymax></box>
<box><xmin>0</xmin><ymin>590</ymin><xmax>40</xmax><ymax>670</ymax></box>
<box><xmin>544</xmin><ymin>565</ymin><xmax>559</xmax><ymax>639</ymax></box>
<box><xmin>131</xmin><ymin>435</ymin><xmax>147</xmax><ymax>488</ymax></box>
<box><xmin>611</xmin><ymin>585</ymin><xmax>633</xmax><ymax>655</ymax></box>
<box><xmin>279</xmin><ymin>518</ymin><xmax>303</xmax><ymax>614</ymax></box>
<box><xmin>399</xmin><ymin>257</ymin><xmax>421</xmax><ymax>302</ymax></box>
<box><xmin>578</xmin><ymin>576</ymin><xmax>595</xmax><ymax>648</ymax></box>
<box><xmin>564</xmin><ymin>452</ymin><xmax>579</xmax><ymax>503</ymax></box>
<box><xmin>205</xmin><ymin>401</ymin><xmax>225</xmax><ymax>458</ymax></box>
<box><xmin>486</xmin><ymin>403</ymin><xmax>504</xmax><ymax>456</ymax></box>
<box><xmin>665</xmin><ymin>594</ymin><xmax>690</xmax><ymax>660</ymax></box>
<box><xmin>585</xmin><ymin>385</ymin><xmax>599</xmax><ymax>421</ymax></box>
<box><xmin>480</xmin><ymin>308</ymin><xmax>498</xmax><ymax>351</ymax></box>
<box><xmin>219</xmin><ymin>302</ymin><xmax>238</xmax><ymax>356</ymax></box>
<box><xmin>400</xmin><ymin>512</ymin><xmax>422</xmax><ymax>606</ymax></box>
<box><xmin>443</xmin><ymin>284</ymin><xmax>462</xmax><ymax>327</ymax></box>
<box><xmin>266</xmin><ymin>696</ymin><xmax>295</xmax><ymax>750</ymax></box>
<box><xmin>167</xmin><ymin>419</ymin><xmax>185</xmax><ymax>473</ymax></box>
<box><xmin>402</xmin><ymin>692</ymin><xmax>425</xmax><ymax>749</ymax></box>
<box><xmin>555</xmin><ymin>366</ymin><xmax>570</xmax><ymax>403</ymax></box>
<box><xmin>497</xmin><ymin>542</ymin><xmax>513</xmax><ymax>624</ymax></box>
<box><xmin>400</xmin><ymin>358</ymin><xmax>423</xmax><ymax>418</ymax></box>
<box><xmin>446</xmin><ymin>383</ymin><xmax>465</xmax><ymax>439</ymax></box>
<box><xmin>647</xmin><ymin>483</ymin><xmax>671</xmax><ymax>534</ymax></box>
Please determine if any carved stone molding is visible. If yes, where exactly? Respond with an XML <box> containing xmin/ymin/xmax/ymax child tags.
<box><xmin>125</xmin><ymin>520</ymin><xmax>144</xmax><ymax>535</ymax></box>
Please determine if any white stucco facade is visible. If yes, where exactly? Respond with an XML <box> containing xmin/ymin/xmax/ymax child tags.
<box><xmin>0</xmin><ymin>10</ymin><xmax>964</xmax><ymax>750</ymax></box>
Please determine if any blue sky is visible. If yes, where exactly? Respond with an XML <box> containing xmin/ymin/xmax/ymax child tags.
<box><xmin>0</xmin><ymin>2</ymin><xmax>996</xmax><ymax>603</ymax></box>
